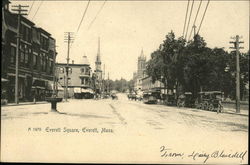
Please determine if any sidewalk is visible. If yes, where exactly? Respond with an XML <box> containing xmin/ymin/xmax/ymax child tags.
<box><xmin>1</xmin><ymin>101</ymin><xmax>49</xmax><ymax>107</ymax></box>
<box><xmin>223</xmin><ymin>107</ymin><xmax>248</xmax><ymax>116</ymax></box>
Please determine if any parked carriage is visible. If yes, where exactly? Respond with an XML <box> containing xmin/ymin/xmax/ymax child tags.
<box><xmin>142</xmin><ymin>90</ymin><xmax>158</xmax><ymax>104</ymax></box>
<box><xmin>177</xmin><ymin>92</ymin><xmax>195</xmax><ymax>108</ymax></box>
<box><xmin>165</xmin><ymin>94</ymin><xmax>177</xmax><ymax>106</ymax></box>
<box><xmin>195</xmin><ymin>91</ymin><xmax>223</xmax><ymax>113</ymax></box>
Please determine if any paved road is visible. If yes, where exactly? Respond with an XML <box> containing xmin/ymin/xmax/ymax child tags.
<box><xmin>1</xmin><ymin>93</ymin><xmax>248</xmax><ymax>163</ymax></box>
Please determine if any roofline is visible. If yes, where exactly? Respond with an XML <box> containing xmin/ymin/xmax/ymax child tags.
<box><xmin>56</xmin><ymin>63</ymin><xmax>90</xmax><ymax>67</ymax></box>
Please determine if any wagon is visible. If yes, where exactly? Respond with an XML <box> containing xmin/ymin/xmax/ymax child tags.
<box><xmin>195</xmin><ymin>91</ymin><xmax>223</xmax><ymax>113</ymax></box>
<box><xmin>177</xmin><ymin>92</ymin><xmax>195</xmax><ymax>108</ymax></box>
<box><xmin>142</xmin><ymin>90</ymin><xmax>158</xmax><ymax>104</ymax></box>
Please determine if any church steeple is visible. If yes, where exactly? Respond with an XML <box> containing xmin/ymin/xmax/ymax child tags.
<box><xmin>95</xmin><ymin>37</ymin><xmax>102</xmax><ymax>71</ymax></box>
<box><xmin>96</xmin><ymin>37</ymin><xmax>101</xmax><ymax>63</ymax></box>
<box><xmin>95</xmin><ymin>37</ymin><xmax>102</xmax><ymax>80</ymax></box>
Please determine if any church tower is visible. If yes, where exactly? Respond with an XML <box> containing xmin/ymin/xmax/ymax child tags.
<box><xmin>137</xmin><ymin>49</ymin><xmax>146</xmax><ymax>78</ymax></box>
<box><xmin>95</xmin><ymin>37</ymin><xmax>102</xmax><ymax>80</ymax></box>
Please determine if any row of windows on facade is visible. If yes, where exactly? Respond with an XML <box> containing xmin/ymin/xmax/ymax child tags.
<box><xmin>80</xmin><ymin>68</ymin><xmax>90</xmax><ymax>75</ymax></box>
<box><xmin>58</xmin><ymin>77</ymin><xmax>90</xmax><ymax>86</ymax></box>
<box><xmin>10</xmin><ymin>45</ymin><xmax>53</xmax><ymax>73</ymax></box>
<box><xmin>20</xmin><ymin>24</ymin><xmax>49</xmax><ymax>51</ymax></box>
<box><xmin>58</xmin><ymin>67</ymin><xmax>90</xmax><ymax>75</ymax></box>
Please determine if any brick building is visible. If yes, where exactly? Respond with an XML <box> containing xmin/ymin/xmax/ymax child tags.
<box><xmin>1</xmin><ymin>0</ymin><xmax>57</xmax><ymax>102</ymax></box>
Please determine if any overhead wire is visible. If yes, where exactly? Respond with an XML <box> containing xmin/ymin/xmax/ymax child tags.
<box><xmin>70</xmin><ymin>0</ymin><xmax>91</xmax><ymax>52</ymax></box>
<box><xmin>31</xmin><ymin>0</ymin><xmax>43</xmax><ymax>21</ymax></box>
<box><xmin>87</xmin><ymin>0</ymin><xmax>107</xmax><ymax>30</ymax></box>
<box><xmin>28</xmin><ymin>1</ymin><xmax>35</xmax><ymax>15</ymax></box>
<box><xmin>182</xmin><ymin>0</ymin><xmax>190</xmax><ymax>37</ymax></box>
<box><xmin>197</xmin><ymin>0</ymin><xmax>210</xmax><ymax>35</ymax></box>
<box><xmin>76</xmin><ymin>0</ymin><xmax>91</xmax><ymax>32</ymax></box>
<box><xmin>188</xmin><ymin>0</ymin><xmax>203</xmax><ymax>41</ymax></box>
<box><xmin>184</xmin><ymin>0</ymin><xmax>195</xmax><ymax>41</ymax></box>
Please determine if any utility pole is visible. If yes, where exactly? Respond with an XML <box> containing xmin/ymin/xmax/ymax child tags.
<box><xmin>52</xmin><ymin>44</ymin><xmax>58</xmax><ymax>97</ymax></box>
<box><xmin>11</xmin><ymin>5</ymin><xmax>28</xmax><ymax>104</ymax></box>
<box><xmin>229</xmin><ymin>35</ymin><xmax>244</xmax><ymax>113</ymax></box>
<box><xmin>64</xmin><ymin>32</ymin><xmax>74</xmax><ymax>101</ymax></box>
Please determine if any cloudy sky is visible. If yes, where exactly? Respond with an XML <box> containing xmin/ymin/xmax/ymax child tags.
<box><xmin>11</xmin><ymin>0</ymin><xmax>249</xmax><ymax>80</ymax></box>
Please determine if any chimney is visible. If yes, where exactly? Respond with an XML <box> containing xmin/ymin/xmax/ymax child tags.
<box><xmin>72</xmin><ymin>60</ymin><xmax>74</xmax><ymax>64</ymax></box>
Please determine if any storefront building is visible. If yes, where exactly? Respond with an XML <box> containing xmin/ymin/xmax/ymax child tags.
<box><xmin>1</xmin><ymin>0</ymin><xmax>57</xmax><ymax>103</ymax></box>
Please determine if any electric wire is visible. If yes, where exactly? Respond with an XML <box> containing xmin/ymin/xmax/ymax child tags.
<box><xmin>184</xmin><ymin>0</ymin><xmax>195</xmax><ymax>40</ymax></box>
<box><xmin>188</xmin><ymin>0</ymin><xmax>203</xmax><ymax>41</ymax></box>
<box><xmin>31</xmin><ymin>0</ymin><xmax>43</xmax><ymax>21</ymax></box>
<box><xmin>197</xmin><ymin>0</ymin><xmax>210</xmax><ymax>35</ymax></box>
<box><xmin>76</xmin><ymin>0</ymin><xmax>91</xmax><ymax>32</ymax></box>
<box><xmin>88</xmin><ymin>0</ymin><xmax>107</xmax><ymax>30</ymax></box>
<box><xmin>182</xmin><ymin>0</ymin><xmax>190</xmax><ymax>37</ymax></box>
<box><xmin>28</xmin><ymin>1</ymin><xmax>35</xmax><ymax>15</ymax></box>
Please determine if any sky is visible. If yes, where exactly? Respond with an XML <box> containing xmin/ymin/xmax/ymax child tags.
<box><xmin>10</xmin><ymin>0</ymin><xmax>249</xmax><ymax>80</ymax></box>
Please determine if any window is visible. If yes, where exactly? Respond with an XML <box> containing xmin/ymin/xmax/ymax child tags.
<box><xmin>42</xmin><ymin>56</ymin><xmax>45</xmax><ymax>71</ymax></box>
<box><xmin>50</xmin><ymin>61</ymin><xmax>53</xmax><ymax>74</ymax></box>
<box><xmin>81</xmin><ymin>78</ymin><xmax>85</xmax><ymax>85</ymax></box>
<box><xmin>39</xmin><ymin>55</ymin><xmax>42</xmax><ymax>70</ymax></box>
<box><xmin>81</xmin><ymin>68</ymin><xmax>85</xmax><ymax>74</ymax></box>
<box><xmin>20</xmin><ymin>51</ymin><xmax>25</xmax><ymax>63</ymax></box>
<box><xmin>10</xmin><ymin>46</ymin><xmax>16</xmax><ymax>64</ymax></box>
<box><xmin>25</xmin><ymin>27</ymin><xmax>29</xmax><ymax>41</ymax></box>
<box><xmin>25</xmin><ymin>49</ymin><xmax>29</xmax><ymax>64</ymax></box>
<box><xmin>33</xmin><ymin>54</ymin><xmax>37</xmax><ymax>69</ymax></box>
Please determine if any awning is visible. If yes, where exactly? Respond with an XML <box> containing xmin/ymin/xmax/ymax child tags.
<box><xmin>32</xmin><ymin>79</ymin><xmax>46</xmax><ymax>89</ymax></box>
<box><xmin>74</xmin><ymin>88</ymin><xmax>81</xmax><ymax>93</ymax></box>
<box><xmin>1</xmin><ymin>78</ymin><xmax>9</xmax><ymax>82</ymax></box>
<box><xmin>32</xmin><ymin>86</ymin><xmax>45</xmax><ymax>89</ymax></box>
<box><xmin>47</xmin><ymin>81</ymin><xmax>64</xmax><ymax>91</ymax></box>
<box><xmin>81</xmin><ymin>88</ymin><xmax>93</xmax><ymax>94</ymax></box>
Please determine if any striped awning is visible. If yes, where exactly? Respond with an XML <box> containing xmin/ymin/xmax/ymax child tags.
<box><xmin>1</xmin><ymin>78</ymin><xmax>9</xmax><ymax>82</ymax></box>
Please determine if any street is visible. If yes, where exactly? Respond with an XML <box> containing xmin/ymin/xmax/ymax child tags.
<box><xmin>1</xmin><ymin>93</ymin><xmax>248</xmax><ymax>163</ymax></box>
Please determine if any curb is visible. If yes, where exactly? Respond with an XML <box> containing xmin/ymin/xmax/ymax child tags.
<box><xmin>1</xmin><ymin>101</ymin><xmax>49</xmax><ymax>107</ymax></box>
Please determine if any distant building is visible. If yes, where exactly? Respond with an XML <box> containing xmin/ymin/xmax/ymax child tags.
<box><xmin>133</xmin><ymin>49</ymin><xmax>146</xmax><ymax>91</ymax></box>
<box><xmin>56</xmin><ymin>56</ymin><xmax>92</xmax><ymax>99</ymax></box>
<box><xmin>141</xmin><ymin>76</ymin><xmax>164</xmax><ymax>93</ymax></box>
<box><xmin>94</xmin><ymin>37</ymin><xmax>102</xmax><ymax>94</ymax></box>
<box><xmin>1</xmin><ymin>0</ymin><xmax>57</xmax><ymax>102</ymax></box>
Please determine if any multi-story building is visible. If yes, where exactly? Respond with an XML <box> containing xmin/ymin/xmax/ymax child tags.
<box><xmin>141</xmin><ymin>76</ymin><xmax>164</xmax><ymax>93</ymax></box>
<box><xmin>1</xmin><ymin>0</ymin><xmax>57</xmax><ymax>102</ymax></box>
<box><xmin>56</xmin><ymin>56</ymin><xmax>93</xmax><ymax>99</ymax></box>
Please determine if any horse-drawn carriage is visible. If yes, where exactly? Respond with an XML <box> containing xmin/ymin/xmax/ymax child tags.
<box><xmin>177</xmin><ymin>92</ymin><xmax>195</xmax><ymax>108</ymax></box>
<box><xmin>142</xmin><ymin>90</ymin><xmax>159</xmax><ymax>104</ymax></box>
<box><xmin>195</xmin><ymin>91</ymin><xmax>223</xmax><ymax>113</ymax></box>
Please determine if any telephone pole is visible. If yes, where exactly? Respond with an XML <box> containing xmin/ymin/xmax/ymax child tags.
<box><xmin>229</xmin><ymin>35</ymin><xmax>244</xmax><ymax>113</ymax></box>
<box><xmin>11</xmin><ymin>4</ymin><xmax>28</xmax><ymax>104</ymax></box>
<box><xmin>64</xmin><ymin>32</ymin><xmax>74</xmax><ymax>101</ymax></box>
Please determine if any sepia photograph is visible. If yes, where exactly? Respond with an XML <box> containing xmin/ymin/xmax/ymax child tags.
<box><xmin>1</xmin><ymin>0</ymin><xmax>249</xmax><ymax>163</ymax></box>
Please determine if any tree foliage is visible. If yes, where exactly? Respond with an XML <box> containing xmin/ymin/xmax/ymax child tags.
<box><xmin>146</xmin><ymin>31</ymin><xmax>249</xmax><ymax>100</ymax></box>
